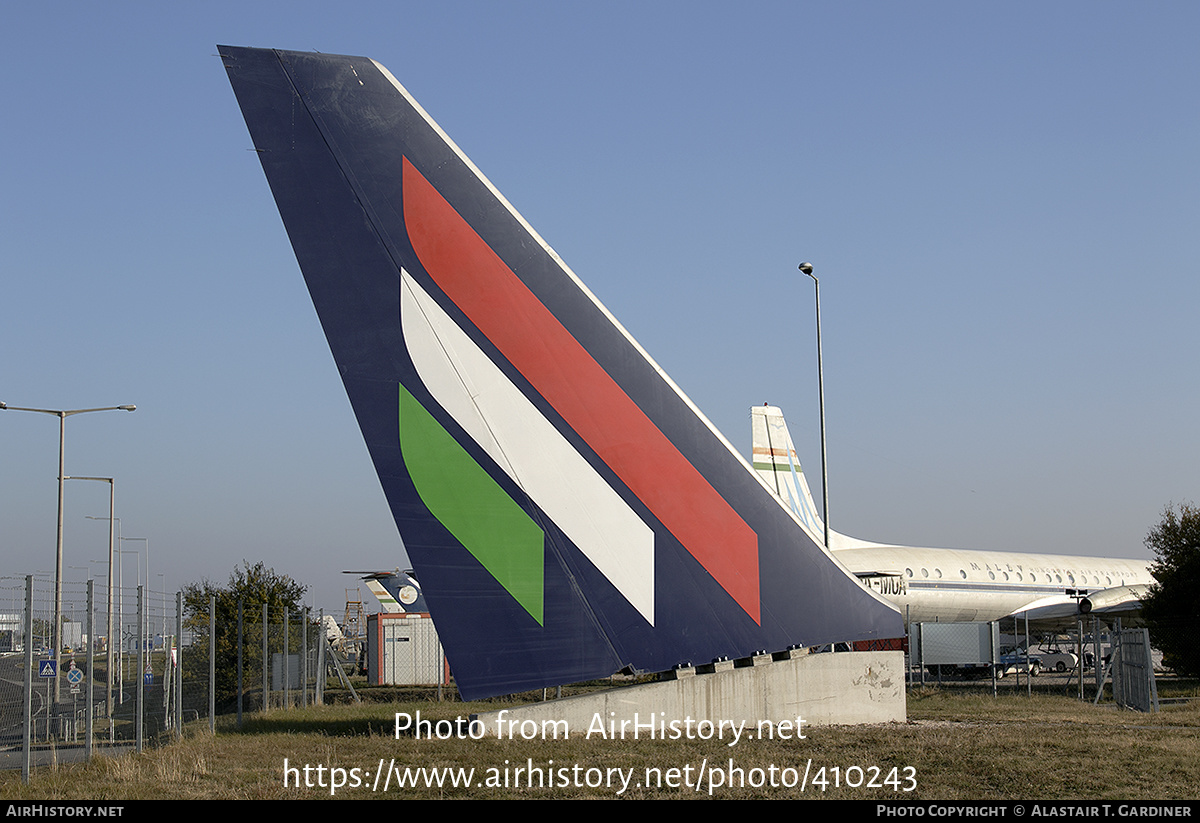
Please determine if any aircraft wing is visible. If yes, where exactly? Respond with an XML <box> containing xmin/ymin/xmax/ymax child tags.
<box><xmin>1008</xmin><ymin>585</ymin><xmax>1148</xmax><ymax>627</ymax></box>
<box><xmin>1007</xmin><ymin>596</ymin><xmax>1082</xmax><ymax>624</ymax></box>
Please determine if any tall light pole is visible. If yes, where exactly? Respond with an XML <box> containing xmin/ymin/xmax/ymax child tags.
<box><xmin>0</xmin><ymin>403</ymin><xmax>135</xmax><ymax>702</ymax></box>
<box><xmin>798</xmin><ymin>264</ymin><xmax>830</xmax><ymax>550</ymax></box>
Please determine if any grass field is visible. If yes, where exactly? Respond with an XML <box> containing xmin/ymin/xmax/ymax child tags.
<box><xmin>2</xmin><ymin>685</ymin><xmax>1199</xmax><ymax>800</ymax></box>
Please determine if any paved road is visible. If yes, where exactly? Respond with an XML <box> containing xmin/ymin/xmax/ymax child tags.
<box><xmin>0</xmin><ymin>652</ymin><xmax>138</xmax><ymax>770</ymax></box>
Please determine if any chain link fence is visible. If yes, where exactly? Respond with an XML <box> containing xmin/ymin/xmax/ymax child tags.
<box><xmin>183</xmin><ymin>596</ymin><xmax>329</xmax><ymax>720</ymax></box>
<box><xmin>0</xmin><ymin>575</ymin><xmax>334</xmax><ymax>783</ymax></box>
<box><xmin>904</xmin><ymin>615</ymin><xmax>1197</xmax><ymax>706</ymax></box>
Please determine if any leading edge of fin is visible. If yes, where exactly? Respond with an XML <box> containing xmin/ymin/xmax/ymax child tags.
<box><xmin>220</xmin><ymin>45</ymin><xmax>902</xmax><ymax>699</ymax></box>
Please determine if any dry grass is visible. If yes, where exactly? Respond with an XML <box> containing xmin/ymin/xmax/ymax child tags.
<box><xmin>2</xmin><ymin>690</ymin><xmax>1198</xmax><ymax>800</ymax></box>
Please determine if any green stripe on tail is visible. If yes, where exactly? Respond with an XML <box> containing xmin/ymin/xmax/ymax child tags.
<box><xmin>399</xmin><ymin>385</ymin><xmax>544</xmax><ymax>625</ymax></box>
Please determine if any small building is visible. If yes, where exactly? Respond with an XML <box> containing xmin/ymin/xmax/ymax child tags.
<box><xmin>365</xmin><ymin>612</ymin><xmax>447</xmax><ymax>686</ymax></box>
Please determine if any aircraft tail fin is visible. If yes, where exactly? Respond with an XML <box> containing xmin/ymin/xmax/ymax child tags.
<box><xmin>350</xmin><ymin>570</ymin><xmax>429</xmax><ymax>614</ymax></box>
<box><xmin>751</xmin><ymin>405</ymin><xmax>825</xmax><ymax>539</ymax></box>
<box><xmin>221</xmin><ymin>46</ymin><xmax>901</xmax><ymax>699</ymax></box>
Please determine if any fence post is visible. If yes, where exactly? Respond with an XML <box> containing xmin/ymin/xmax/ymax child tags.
<box><xmin>316</xmin><ymin>609</ymin><xmax>324</xmax><ymax>705</ymax></box>
<box><xmin>136</xmin><ymin>585</ymin><xmax>144</xmax><ymax>753</ymax></box>
<box><xmin>176</xmin><ymin>591</ymin><xmax>182</xmax><ymax>736</ymax></box>
<box><xmin>22</xmin><ymin>575</ymin><xmax>33</xmax><ymax>783</ymax></box>
<box><xmin>283</xmin><ymin>607</ymin><xmax>290</xmax><ymax>709</ymax></box>
<box><xmin>86</xmin><ymin>579</ymin><xmax>94</xmax><ymax>759</ymax></box>
<box><xmin>302</xmin><ymin>607</ymin><xmax>308</xmax><ymax>708</ymax></box>
<box><xmin>261</xmin><ymin>603</ymin><xmax>268</xmax><ymax>712</ymax></box>
<box><xmin>237</xmin><ymin>599</ymin><xmax>243</xmax><ymax>728</ymax></box>
<box><xmin>209</xmin><ymin>594</ymin><xmax>216</xmax><ymax>733</ymax></box>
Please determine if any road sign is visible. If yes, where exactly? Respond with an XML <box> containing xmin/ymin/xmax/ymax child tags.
<box><xmin>38</xmin><ymin>660</ymin><xmax>57</xmax><ymax>678</ymax></box>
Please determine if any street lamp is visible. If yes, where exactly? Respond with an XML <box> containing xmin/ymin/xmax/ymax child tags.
<box><xmin>798</xmin><ymin>264</ymin><xmax>830</xmax><ymax>550</ymax></box>
<box><xmin>0</xmin><ymin>403</ymin><xmax>135</xmax><ymax>702</ymax></box>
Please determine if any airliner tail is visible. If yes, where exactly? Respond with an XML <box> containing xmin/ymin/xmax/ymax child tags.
<box><xmin>221</xmin><ymin>46</ymin><xmax>902</xmax><ymax>699</ymax></box>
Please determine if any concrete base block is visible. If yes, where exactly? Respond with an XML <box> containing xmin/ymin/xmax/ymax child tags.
<box><xmin>473</xmin><ymin>650</ymin><xmax>905</xmax><ymax>734</ymax></box>
<box><xmin>735</xmin><ymin>653</ymin><xmax>775</xmax><ymax>668</ymax></box>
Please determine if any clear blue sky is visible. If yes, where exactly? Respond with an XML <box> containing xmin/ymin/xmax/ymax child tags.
<box><xmin>3</xmin><ymin>2</ymin><xmax>1197</xmax><ymax>617</ymax></box>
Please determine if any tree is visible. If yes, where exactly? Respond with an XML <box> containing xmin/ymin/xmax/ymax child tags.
<box><xmin>182</xmin><ymin>560</ymin><xmax>309</xmax><ymax>709</ymax></box>
<box><xmin>1141</xmin><ymin>502</ymin><xmax>1200</xmax><ymax>677</ymax></box>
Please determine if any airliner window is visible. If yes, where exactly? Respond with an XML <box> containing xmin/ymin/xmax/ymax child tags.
<box><xmin>960</xmin><ymin>570</ymin><xmax>967</xmax><ymax>579</ymax></box>
<box><xmin>935</xmin><ymin>568</ymin><xmax>943</xmax><ymax>579</ymax></box>
<box><xmin>905</xmin><ymin>568</ymin><xmax>914</xmax><ymax>578</ymax></box>
<box><xmin>921</xmin><ymin>568</ymin><xmax>928</xmax><ymax>578</ymax></box>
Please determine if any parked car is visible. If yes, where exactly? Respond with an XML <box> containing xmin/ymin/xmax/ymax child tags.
<box><xmin>997</xmin><ymin>650</ymin><xmax>1041</xmax><ymax>677</ymax></box>
<box><xmin>951</xmin><ymin>651</ymin><xmax>1040</xmax><ymax>679</ymax></box>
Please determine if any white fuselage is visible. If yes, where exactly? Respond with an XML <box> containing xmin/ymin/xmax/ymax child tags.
<box><xmin>832</xmin><ymin>544</ymin><xmax>1153</xmax><ymax>626</ymax></box>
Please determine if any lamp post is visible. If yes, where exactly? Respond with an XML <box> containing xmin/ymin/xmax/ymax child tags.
<box><xmin>0</xmin><ymin>403</ymin><xmax>135</xmax><ymax>703</ymax></box>
<box><xmin>798</xmin><ymin>264</ymin><xmax>830</xmax><ymax>550</ymax></box>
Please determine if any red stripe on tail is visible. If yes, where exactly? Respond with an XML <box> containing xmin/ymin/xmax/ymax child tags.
<box><xmin>403</xmin><ymin>157</ymin><xmax>760</xmax><ymax>624</ymax></box>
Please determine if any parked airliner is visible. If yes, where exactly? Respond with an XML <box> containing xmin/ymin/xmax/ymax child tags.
<box><xmin>751</xmin><ymin>405</ymin><xmax>1153</xmax><ymax>627</ymax></box>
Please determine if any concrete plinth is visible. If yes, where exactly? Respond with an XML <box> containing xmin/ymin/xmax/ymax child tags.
<box><xmin>473</xmin><ymin>650</ymin><xmax>905</xmax><ymax>734</ymax></box>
